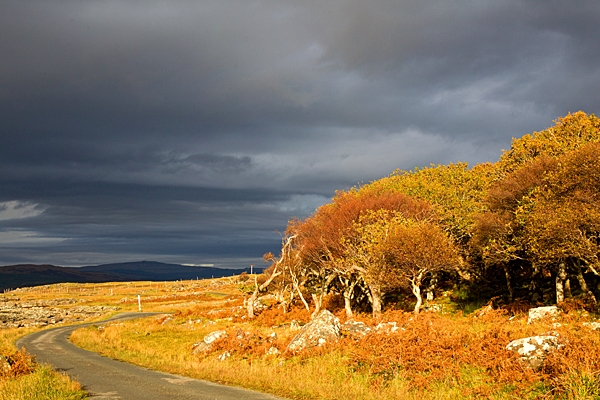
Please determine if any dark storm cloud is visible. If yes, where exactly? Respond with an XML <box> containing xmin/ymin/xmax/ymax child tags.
<box><xmin>1</xmin><ymin>0</ymin><xmax>599</xmax><ymax>267</ymax></box>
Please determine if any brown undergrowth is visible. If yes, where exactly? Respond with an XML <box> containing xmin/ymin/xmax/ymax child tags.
<box><xmin>187</xmin><ymin>301</ymin><xmax>600</xmax><ymax>398</ymax></box>
<box><xmin>0</xmin><ymin>348</ymin><xmax>35</xmax><ymax>379</ymax></box>
<box><xmin>342</xmin><ymin>311</ymin><xmax>538</xmax><ymax>396</ymax></box>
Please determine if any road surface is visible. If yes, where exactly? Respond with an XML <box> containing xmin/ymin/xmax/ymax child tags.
<box><xmin>17</xmin><ymin>312</ymin><xmax>285</xmax><ymax>400</ymax></box>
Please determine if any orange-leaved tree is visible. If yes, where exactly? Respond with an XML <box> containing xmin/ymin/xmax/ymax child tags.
<box><xmin>287</xmin><ymin>190</ymin><xmax>432</xmax><ymax>316</ymax></box>
<box><xmin>470</xmin><ymin>156</ymin><xmax>557</xmax><ymax>301</ymax></box>
<box><xmin>521</xmin><ymin>142</ymin><xmax>600</xmax><ymax>303</ymax></box>
<box><xmin>344</xmin><ymin>209</ymin><xmax>461</xmax><ymax>315</ymax></box>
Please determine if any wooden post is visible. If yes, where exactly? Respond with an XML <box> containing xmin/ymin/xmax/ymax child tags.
<box><xmin>138</xmin><ymin>294</ymin><xmax>142</xmax><ymax>312</ymax></box>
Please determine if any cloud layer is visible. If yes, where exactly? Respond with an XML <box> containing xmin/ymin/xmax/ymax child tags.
<box><xmin>1</xmin><ymin>1</ymin><xmax>599</xmax><ymax>267</ymax></box>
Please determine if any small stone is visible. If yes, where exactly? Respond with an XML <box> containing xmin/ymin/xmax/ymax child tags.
<box><xmin>423</xmin><ymin>304</ymin><xmax>443</xmax><ymax>313</ymax></box>
<box><xmin>506</xmin><ymin>334</ymin><xmax>563</xmax><ymax>370</ymax></box>
<box><xmin>203</xmin><ymin>330</ymin><xmax>227</xmax><ymax>344</ymax></box>
<box><xmin>527</xmin><ymin>306</ymin><xmax>560</xmax><ymax>324</ymax></box>
<box><xmin>286</xmin><ymin>310</ymin><xmax>341</xmax><ymax>352</ymax></box>
<box><xmin>341</xmin><ymin>320</ymin><xmax>372</xmax><ymax>337</ymax></box>
<box><xmin>582</xmin><ymin>321</ymin><xmax>600</xmax><ymax>330</ymax></box>
<box><xmin>192</xmin><ymin>330</ymin><xmax>228</xmax><ymax>354</ymax></box>
<box><xmin>375</xmin><ymin>322</ymin><xmax>399</xmax><ymax>334</ymax></box>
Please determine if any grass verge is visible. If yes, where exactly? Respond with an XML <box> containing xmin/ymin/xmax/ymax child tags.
<box><xmin>71</xmin><ymin>305</ymin><xmax>600</xmax><ymax>400</ymax></box>
<box><xmin>1</xmin><ymin>327</ymin><xmax>87</xmax><ymax>400</ymax></box>
<box><xmin>0</xmin><ymin>365</ymin><xmax>86</xmax><ymax>400</ymax></box>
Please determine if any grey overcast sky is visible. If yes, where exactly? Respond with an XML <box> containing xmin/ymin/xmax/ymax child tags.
<box><xmin>1</xmin><ymin>1</ymin><xmax>599</xmax><ymax>268</ymax></box>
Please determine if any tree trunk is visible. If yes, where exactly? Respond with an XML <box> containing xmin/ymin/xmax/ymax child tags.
<box><xmin>276</xmin><ymin>285</ymin><xmax>289</xmax><ymax>313</ymax></box>
<box><xmin>337</xmin><ymin>274</ymin><xmax>358</xmax><ymax>317</ymax></box>
<box><xmin>370</xmin><ymin>283</ymin><xmax>383</xmax><ymax>318</ymax></box>
<box><xmin>575</xmin><ymin>261</ymin><xmax>597</xmax><ymax>304</ymax></box>
<box><xmin>556</xmin><ymin>261</ymin><xmax>567</xmax><ymax>304</ymax></box>
<box><xmin>343</xmin><ymin>293</ymin><xmax>353</xmax><ymax>317</ymax></box>
<box><xmin>412</xmin><ymin>284</ymin><xmax>423</xmax><ymax>314</ymax></box>
<box><xmin>529</xmin><ymin>262</ymin><xmax>543</xmax><ymax>303</ymax></box>
<box><xmin>455</xmin><ymin>256</ymin><xmax>473</xmax><ymax>281</ymax></box>
<box><xmin>289</xmin><ymin>269</ymin><xmax>310</xmax><ymax>311</ymax></box>
<box><xmin>503</xmin><ymin>264</ymin><xmax>514</xmax><ymax>302</ymax></box>
<box><xmin>247</xmin><ymin>265</ymin><xmax>282</xmax><ymax>318</ymax></box>
<box><xmin>425</xmin><ymin>273</ymin><xmax>438</xmax><ymax>301</ymax></box>
<box><xmin>310</xmin><ymin>274</ymin><xmax>337</xmax><ymax>318</ymax></box>
<box><xmin>311</xmin><ymin>293</ymin><xmax>322</xmax><ymax>317</ymax></box>
<box><xmin>342</xmin><ymin>279</ymin><xmax>358</xmax><ymax>317</ymax></box>
<box><xmin>411</xmin><ymin>271</ymin><xmax>424</xmax><ymax>314</ymax></box>
<box><xmin>247</xmin><ymin>281</ymin><xmax>259</xmax><ymax>318</ymax></box>
<box><xmin>291</xmin><ymin>274</ymin><xmax>310</xmax><ymax>311</ymax></box>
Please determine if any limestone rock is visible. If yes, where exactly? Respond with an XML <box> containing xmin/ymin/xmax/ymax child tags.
<box><xmin>0</xmin><ymin>301</ymin><xmax>120</xmax><ymax>329</ymax></box>
<box><xmin>286</xmin><ymin>310</ymin><xmax>341</xmax><ymax>352</ymax></box>
<box><xmin>217</xmin><ymin>351</ymin><xmax>231</xmax><ymax>361</ymax></box>
<box><xmin>423</xmin><ymin>304</ymin><xmax>443</xmax><ymax>313</ymax></box>
<box><xmin>236</xmin><ymin>329</ymin><xmax>252</xmax><ymax>340</ymax></box>
<box><xmin>192</xmin><ymin>342</ymin><xmax>212</xmax><ymax>354</ymax></box>
<box><xmin>341</xmin><ymin>320</ymin><xmax>372</xmax><ymax>337</ymax></box>
<box><xmin>582</xmin><ymin>321</ymin><xmax>600</xmax><ymax>330</ymax></box>
<box><xmin>506</xmin><ymin>335</ymin><xmax>563</xmax><ymax>370</ymax></box>
<box><xmin>375</xmin><ymin>321</ymin><xmax>399</xmax><ymax>334</ymax></box>
<box><xmin>527</xmin><ymin>306</ymin><xmax>560</xmax><ymax>324</ymax></box>
<box><xmin>204</xmin><ymin>330</ymin><xmax>228</xmax><ymax>344</ymax></box>
<box><xmin>192</xmin><ymin>330</ymin><xmax>228</xmax><ymax>354</ymax></box>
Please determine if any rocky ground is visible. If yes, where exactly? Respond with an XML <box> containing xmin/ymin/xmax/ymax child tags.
<box><xmin>0</xmin><ymin>297</ymin><xmax>120</xmax><ymax>329</ymax></box>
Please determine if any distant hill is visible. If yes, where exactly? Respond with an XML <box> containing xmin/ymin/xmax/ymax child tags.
<box><xmin>0</xmin><ymin>261</ymin><xmax>263</xmax><ymax>292</ymax></box>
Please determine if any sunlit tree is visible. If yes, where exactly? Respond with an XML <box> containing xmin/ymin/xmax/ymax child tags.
<box><xmin>344</xmin><ymin>210</ymin><xmax>461</xmax><ymax>315</ymax></box>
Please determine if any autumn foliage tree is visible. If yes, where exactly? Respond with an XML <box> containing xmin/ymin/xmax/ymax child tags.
<box><xmin>287</xmin><ymin>191</ymin><xmax>433</xmax><ymax>316</ymax></box>
<box><xmin>522</xmin><ymin>142</ymin><xmax>600</xmax><ymax>303</ymax></box>
<box><xmin>470</xmin><ymin>156</ymin><xmax>557</xmax><ymax>301</ymax></box>
<box><xmin>473</xmin><ymin>112</ymin><xmax>600</xmax><ymax>304</ymax></box>
<box><xmin>345</xmin><ymin>210</ymin><xmax>461</xmax><ymax>314</ymax></box>
<box><xmin>258</xmin><ymin>111</ymin><xmax>600</xmax><ymax>317</ymax></box>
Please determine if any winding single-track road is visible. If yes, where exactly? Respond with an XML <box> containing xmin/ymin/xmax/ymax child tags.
<box><xmin>17</xmin><ymin>312</ymin><xmax>284</xmax><ymax>400</ymax></box>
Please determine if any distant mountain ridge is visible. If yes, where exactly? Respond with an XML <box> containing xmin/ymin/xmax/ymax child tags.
<box><xmin>0</xmin><ymin>261</ymin><xmax>262</xmax><ymax>292</ymax></box>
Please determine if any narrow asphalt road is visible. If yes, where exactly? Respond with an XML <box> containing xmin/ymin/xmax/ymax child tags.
<box><xmin>16</xmin><ymin>312</ymin><xmax>285</xmax><ymax>400</ymax></box>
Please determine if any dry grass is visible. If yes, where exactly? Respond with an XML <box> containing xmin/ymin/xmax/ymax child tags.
<box><xmin>5</xmin><ymin>277</ymin><xmax>600</xmax><ymax>399</ymax></box>
<box><xmin>69</xmin><ymin>289</ymin><xmax>600</xmax><ymax>400</ymax></box>
<box><xmin>0</xmin><ymin>278</ymin><xmax>237</xmax><ymax>399</ymax></box>
<box><xmin>0</xmin><ymin>364</ymin><xmax>86</xmax><ymax>400</ymax></box>
<box><xmin>0</xmin><ymin>329</ymin><xmax>86</xmax><ymax>400</ymax></box>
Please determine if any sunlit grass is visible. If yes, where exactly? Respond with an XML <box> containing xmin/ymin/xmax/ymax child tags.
<box><xmin>70</xmin><ymin>309</ymin><xmax>562</xmax><ymax>399</ymax></box>
<box><xmin>0</xmin><ymin>365</ymin><xmax>86</xmax><ymax>400</ymax></box>
<box><xmin>0</xmin><ymin>276</ymin><xmax>246</xmax><ymax>400</ymax></box>
<box><xmin>1</xmin><ymin>327</ymin><xmax>87</xmax><ymax>400</ymax></box>
<box><xmin>4</xmin><ymin>277</ymin><xmax>599</xmax><ymax>399</ymax></box>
